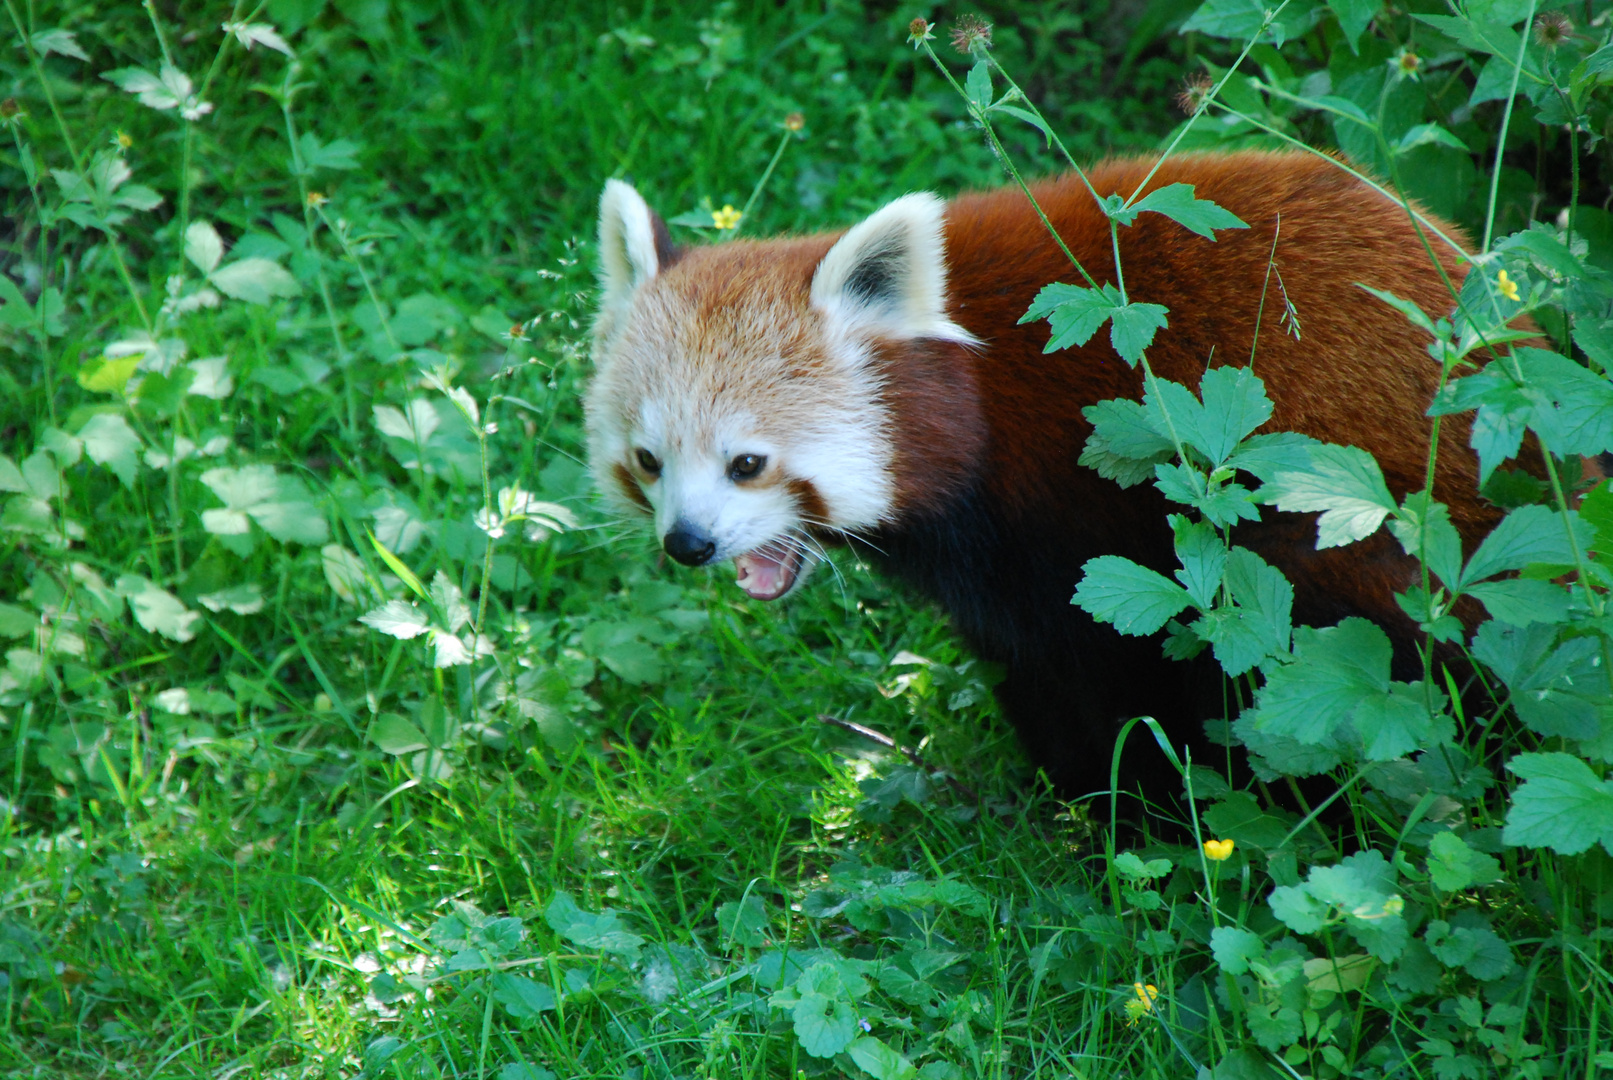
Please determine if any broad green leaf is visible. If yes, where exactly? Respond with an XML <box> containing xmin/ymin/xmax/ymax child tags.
<box><xmin>1248</xmin><ymin>619</ymin><xmax>1389</xmax><ymax>744</ymax></box>
<box><xmin>1426</xmin><ymin>831</ymin><xmax>1503</xmax><ymax>892</ymax></box>
<box><xmin>1109</xmin><ymin>302</ymin><xmax>1170</xmax><ymax>364</ymax></box>
<box><xmin>195</xmin><ymin>583</ymin><xmax>264</xmax><ymax>615</ymax></box>
<box><xmin>490</xmin><ymin>974</ymin><xmax>556</xmax><ymax>1019</ymax></box>
<box><xmin>373</xmin><ymin>399</ymin><xmax>441</xmax><ymax>444</ymax></box>
<box><xmin>115</xmin><ymin>575</ymin><xmax>201</xmax><ymax>642</ymax></box>
<box><xmin>1080</xmin><ymin>397</ymin><xmax>1175</xmax><ymax>487</ymax></box>
<box><xmin>1268</xmin><ymin>884</ymin><xmax>1329</xmax><ymax>933</ymax></box>
<box><xmin>716</xmin><ymin>896</ymin><xmax>769</xmax><ymax>948</ymax></box>
<box><xmin>1424</xmin><ymin>917</ymin><xmax>1514</xmax><ymax>980</ymax></box>
<box><xmin>1022</xmin><ymin>282</ymin><xmax>1116</xmax><ymax>353</ymax></box>
<box><xmin>295</xmin><ymin>132</ymin><xmax>361</xmax><ymax>171</ymax></box>
<box><xmin>1327</xmin><ymin>0</ymin><xmax>1378</xmax><ymax>52</ymax></box>
<box><xmin>29</xmin><ymin>27</ymin><xmax>89</xmax><ymax>61</ymax></box>
<box><xmin>1116</xmin><ymin>182</ymin><xmax>1249</xmax><ymax>240</ymax></box>
<box><xmin>369</xmin><ymin>713</ymin><xmax>429</xmax><ymax>754</ymax></box>
<box><xmin>848</xmin><ymin>1037</ymin><xmax>917</xmax><ymax>1080</ymax></box>
<box><xmin>224</xmin><ymin>21</ymin><xmax>295</xmax><ymax>57</ymax></box>
<box><xmin>786</xmin><ymin>964</ymin><xmax>860</xmax><ymax>1058</ymax></box>
<box><xmin>544</xmin><ymin>891</ymin><xmax>645</xmax><ymax>957</ymax></box>
<box><xmin>1393</xmin><ymin>123</ymin><xmax>1467</xmax><ymax>155</ymax></box>
<box><xmin>428</xmin><ymin>572</ymin><xmax>471</xmax><ymax>633</ymax></box>
<box><xmin>1210</xmin><ymin>925</ymin><xmax>1266</xmax><ymax>974</ymax></box>
<box><xmin>1503</xmin><ymin>752</ymin><xmax>1613</xmax><ymax>856</ymax></box>
<box><xmin>210</xmin><ymin>258</ymin><xmax>301</xmax><ymax>305</ymax></box>
<box><xmin>0</xmin><ymin>603</ymin><xmax>35</xmax><ymax>638</ymax></box>
<box><xmin>185</xmin><ymin>221</ymin><xmax>224</xmax><ymax>274</ymax></box>
<box><xmin>1459</xmin><ymin>505</ymin><xmax>1590</xmax><ymax>587</ymax></box>
<box><xmin>1259</xmin><ymin>444</ymin><xmax>1396</xmax><ymax>548</ymax></box>
<box><xmin>964</xmin><ymin>62</ymin><xmax>992</xmax><ymax>114</ymax></box>
<box><xmin>358</xmin><ymin>600</ymin><xmax>431</xmax><ymax>639</ymax></box>
<box><xmin>1472</xmin><ymin>621</ymin><xmax>1604</xmax><ymax>740</ymax></box>
<box><xmin>1464</xmin><ymin>579</ymin><xmax>1571</xmax><ymax>625</ymax></box>
<box><xmin>1386</xmin><ymin>492</ymin><xmax>1464</xmax><ymax>588</ymax></box>
<box><xmin>1073</xmin><ymin>555</ymin><xmax>1192</xmax><ymax>636</ymax></box>
<box><xmin>77</xmin><ymin>413</ymin><xmax>142</xmax><ymax>487</ymax></box>
<box><xmin>1172</xmin><ymin>516</ymin><xmax>1226</xmax><ymax>609</ymax></box>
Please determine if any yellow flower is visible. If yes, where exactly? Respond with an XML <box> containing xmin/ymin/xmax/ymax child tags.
<box><xmin>1124</xmin><ymin>983</ymin><xmax>1160</xmax><ymax>1024</ymax></box>
<box><xmin>1497</xmin><ymin>269</ymin><xmax>1519</xmax><ymax>302</ymax></box>
<box><xmin>1203</xmin><ymin>838</ymin><xmax>1235</xmax><ymax>861</ymax></box>
<box><xmin>783</xmin><ymin>112</ymin><xmax>805</xmax><ymax>132</ymax></box>
<box><xmin>115</xmin><ymin>130</ymin><xmax>133</xmax><ymax>149</ymax></box>
<box><xmin>306</xmin><ymin>190</ymin><xmax>328</xmax><ymax>208</ymax></box>
<box><xmin>711</xmin><ymin>204</ymin><xmax>742</xmax><ymax>230</ymax></box>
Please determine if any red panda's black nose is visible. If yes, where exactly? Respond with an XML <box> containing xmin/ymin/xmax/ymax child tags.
<box><xmin>664</xmin><ymin>526</ymin><xmax>717</xmax><ymax>567</ymax></box>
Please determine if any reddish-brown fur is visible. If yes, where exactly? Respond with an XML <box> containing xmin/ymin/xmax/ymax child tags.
<box><xmin>603</xmin><ymin>151</ymin><xmax>1517</xmax><ymax>795</ymax></box>
<box><xmin>861</xmin><ymin>152</ymin><xmax>1495</xmax><ymax>792</ymax></box>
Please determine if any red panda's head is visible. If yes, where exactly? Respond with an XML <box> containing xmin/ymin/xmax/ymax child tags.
<box><xmin>585</xmin><ymin>180</ymin><xmax>977</xmax><ymax>600</ymax></box>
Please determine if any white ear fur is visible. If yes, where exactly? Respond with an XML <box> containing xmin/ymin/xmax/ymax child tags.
<box><xmin>810</xmin><ymin>192</ymin><xmax>978</xmax><ymax>344</ymax></box>
<box><xmin>597</xmin><ymin>179</ymin><xmax>661</xmax><ymax>310</ymax></box>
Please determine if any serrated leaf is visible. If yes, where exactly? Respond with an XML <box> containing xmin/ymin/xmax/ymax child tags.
<box><xmin>847</xmin><ymin>1037</ymin><xmax>917</xmax><ymax>1080</ymax></box>
<box><xmin>358</xmin><ymin>600</ymin><xmax>430</xmax><ymax>639</ymax></box>
<box><xmin>1259</xmin><ymin>443</ymin><xmax>1396</xmax><ymax>548</ymax></box>
<box><xmin>30</xmin><ymin>27</ymin><xmax>89</xmax><ymax>61</ymax></box>
<box><xmin>196</xmin><ymin>583</ymin><xmax>264</xmax><ymax>614</ymax></box>
<box><xmin>1465</xmin><ymin>579</ymin><xmax>1571</xmax><ymax>625</ymax></box>
<box><xmin>963</xmin><ymin>61</ymin><xmax>992</xmax><ymax>114</ymax></box>
<box><xmin>1426</xmin><ymin>831</ymin><xmax>1503</xmax><ymax>892</ymax></box>
<box><xmin>1022</xmin><ymin>282</ymin><xmax>1118</xmax><ymax>353</ymax></box>
<box><xmin>249</xmin><ymin>498</ymin><xmax>328</xmax><ymax>545</ymax></box>
<box><xmin>1110</xmin><ymin>302</ymin><xmax>1170</xmax><ymax>364</ymax></box>
<box><xmin>1116</xmin><ymin>183</ymin><xmax>1248</xmax><ymax>240</ymax></box>
<box><xmin>716</xmin><ymin>896</ymin><xmax>769</xmax><ymax>948</ymax></box>
<box><xmin>224</xmin><ymin>21</ymin><xmax>295</xmax><ymax>57</ymax></box>
<box><xmin>1393</xmin><ymin>123</ymin><xmax>1468</xmax><ymax>154</ymax></box>
<box><xmin>544</xmin><ymin>891</ymin><xmax>645</xmax><ymax>957</ymax></box>
<box><xmin>185</xmin><ymin>221</ymin><xmax>224</xmax><ymax>275</ymax></box>
<box><xmin>490</xmin><ymin>973</ymin><xmax>556</xmax><ymax>1019</ymax></box>
<box><xmin>116</xmin><ymin>575</ymin><xmax>200</xmax><ymax>642</ymax></box>
<box><xmin>1248</xmin><ymin>618</ymin><xmax>1390</xmax><ymax>744</ymax></box>
<box><xmin>210</xmin><ymin>258</ymin><xmax>301</xmax><ymax>305</ymax></box>
<box><xmin>369</xmin><ymin>713</ymin><xmax>429</xmax><ymax>754</ymax></box>
<box><xmin>373</xmin><ymin>399</ymin><xmax>441</xmax><ymax>444</ymax></box>
<box><xmin>1210</xmin><ymin>925</ymin><xmax>1266</xmax><ymax>974</ymax></box>
<box><xmin>78</xmin><ymin>413</ymin><xmax>142</xmax><ymax>487</ymax></box>
<box><xmin>1459</xmin><ymin>505</ymin><xmax>1589</xmax><ymax>587</ymax></box>
<box><xmin>1504</xmin><ymin>752</ymin><xmax>1613</xmax><ymax>855</ymax></box>
<box><xmin>1327</xmin><ymin>0</ymin><xmax>1378</xmax><ymax>51</ymax></box>
<box><xmin>1073</xmin><ymin>555</ymin><xmax>1192</xmax><ymax>636</ymax></box>
<box><xmin>1172</xmin><ymin>516</ymin><xmax>1226</xmax><ymax>609</ymax></box>
<box><xmin>1080</xmin><ymin>397</ymin><xmax>1176</xmax><ymax>487</ymax></box>
<box><xmin>102</xmin><ymin>67</ymin><xmax>178</xmax><ymax>109</ymax></box>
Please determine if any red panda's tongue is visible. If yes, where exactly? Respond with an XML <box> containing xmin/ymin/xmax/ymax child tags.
<box><xmin>733</xmin><ymin>541</ymin><xmax>800</xmax><ymax>601</ymax></box>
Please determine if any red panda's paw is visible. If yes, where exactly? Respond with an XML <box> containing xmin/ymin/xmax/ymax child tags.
<box><xmin>733</xmin><ymin>538</ymin><xmax>810</xmax><ymax>601</ymax></box>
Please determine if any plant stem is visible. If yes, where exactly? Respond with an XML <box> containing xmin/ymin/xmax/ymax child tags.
<box><xmin>732</xmin><ymin>127</ymin><xmax>793</xmax><ymax>237</ymax></box>
<box><xmin>1480</xmin><ymin>0</ymin><xmax>1540</xmax><ymax>254</ymax></box>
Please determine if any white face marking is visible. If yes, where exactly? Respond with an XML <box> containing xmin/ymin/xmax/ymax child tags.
<box><xmin>586</xmin><ymin>181</ymin><xmax>968</xmax><ymax>595</ymax></box>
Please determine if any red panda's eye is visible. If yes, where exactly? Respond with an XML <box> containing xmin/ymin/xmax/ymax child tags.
<box><xmin>729</xmin><ymin>454</ymin><xmax>765</xmax><ymax>480</ymax></box>
<box><xmin>635</xmin><ymin>448</ymin><xmax>661</xmax><ymax>475</ymax></box>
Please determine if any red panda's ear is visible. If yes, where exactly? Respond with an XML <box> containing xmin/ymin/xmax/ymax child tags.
<box><xmin>597</xmin><ymin>180</ymin><xmax>667</xmax><ymax>313</ymax></box>
<box><xmin>810</xmin><ymin>193</ymin><xmax>978</xmax><ymax>346</ymax></box>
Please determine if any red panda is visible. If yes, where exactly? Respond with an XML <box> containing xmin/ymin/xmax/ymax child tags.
<box><xmin>585</xmin><ymin>150</ymin><xmax>1500</xmax><ymax>796</ymax></box>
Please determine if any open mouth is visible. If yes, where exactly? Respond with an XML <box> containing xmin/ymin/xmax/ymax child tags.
<box><xmin>733</xmin><ymin>537</ymin><xmax>807</xmax><ymax>601</ymax></box>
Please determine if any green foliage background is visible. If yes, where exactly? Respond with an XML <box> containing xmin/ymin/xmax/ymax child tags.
<box><xmin>0</xmin><ymin>1</ymin><xmax>1610</xmax><ymax>1079</ymax></box>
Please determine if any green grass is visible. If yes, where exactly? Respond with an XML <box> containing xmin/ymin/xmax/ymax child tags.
<box><xmin>0</xmin><ymin>3</ymin><xmax>1193</xmax><ymax>1077</ymax></box>
<box><xmin>5</xmin><ymin>2</ymin><xmax>1612</xmax><ymax>1079</ymax></box>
